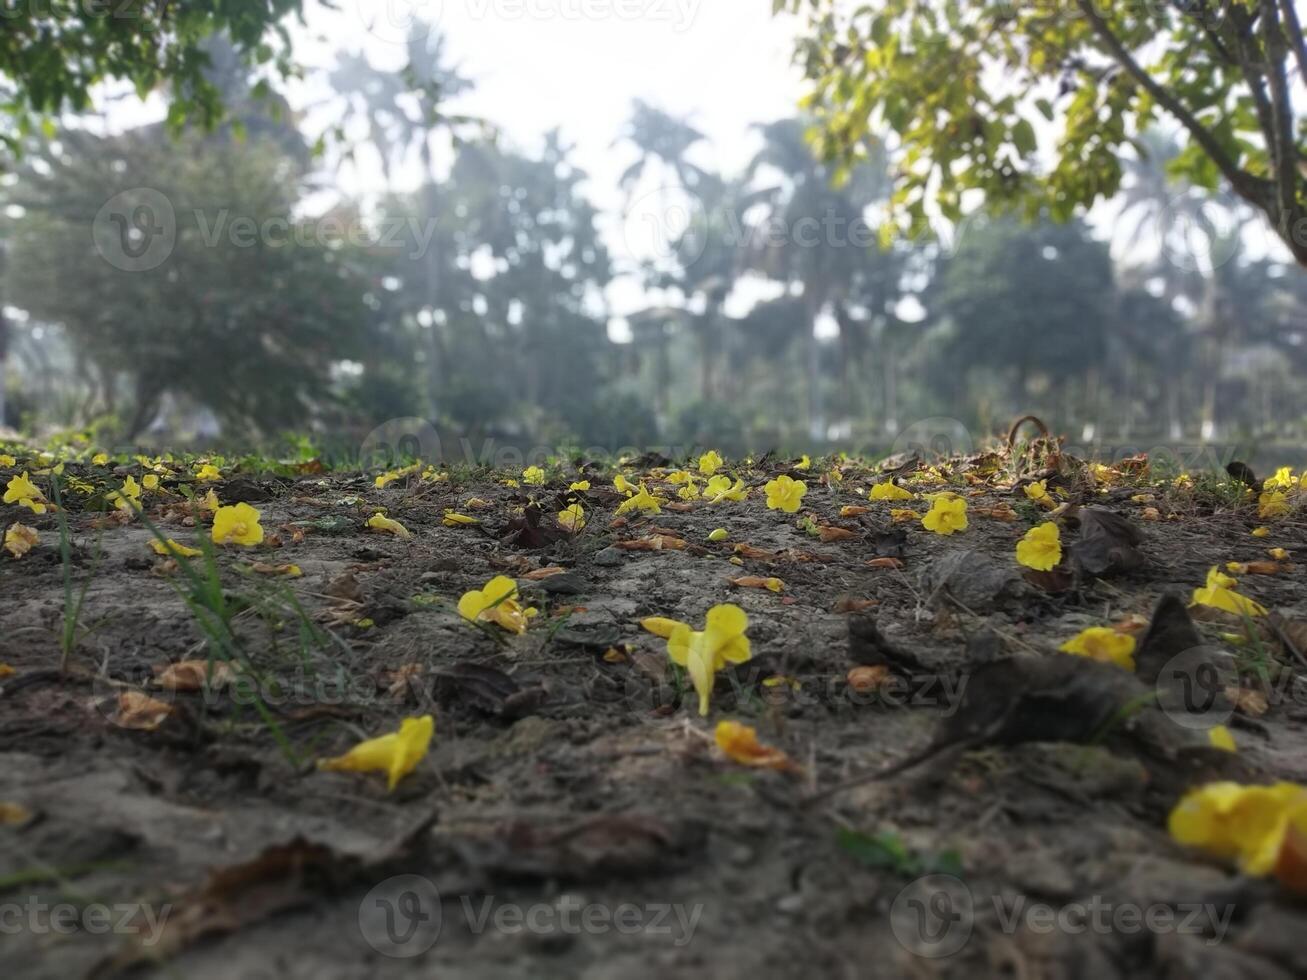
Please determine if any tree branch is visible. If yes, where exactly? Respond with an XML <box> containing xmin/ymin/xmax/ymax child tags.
<box><xmin>1279</xmin><ymin>0</ymin><xmax>1307</xmax><ymax>88</ymax></box>
<box><xmin>1260</xmin><ymin>0</ymin><xmax>1299</xmax><ymax>221</ymax></box>
<box><xmin>1073</xmin><ymin>0</ymin><xmax>1268</xmax><ymax>207</ymax></box>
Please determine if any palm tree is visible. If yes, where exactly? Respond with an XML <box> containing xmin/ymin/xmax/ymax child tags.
<box><xmin>744</xmin><ymin>119</ymin><xmax>890</xmax><ymax>441</ymax></box>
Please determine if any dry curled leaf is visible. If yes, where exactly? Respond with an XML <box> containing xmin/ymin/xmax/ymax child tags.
<box><xmin>847</xmin><ymin>665</ymin><xmax>891</xmax><ymax>693</ymax></box>
<box><xmin>730</xmin><ymin>575</ymin><xmax>784</xmax><ymax>593</ymax></box>
<box><xmin>154</xmin><ymin>660</ymin><xmax>236</xmax><ymax>692</ymax></box>
<box><xmin>840</xmin><ymin>505</ymin><xmax>870</xmax><ymax>518</ymax></box>
<box><xmin>1224</xmin><ymin>685</ymin><xmax>1269</xmax><ymax>717</ymax></box>
<box><xmin>615</xmin><ymin>534</ymin><xmax>685</xmax><ymax>551</ymax></box>
<box><xmin>524</xmin><ymin>566</ymin><xmax>568</xmax><ymax>580</ymax></box>
<box><xmin>831</xmin><ymin>596</ymin><xmax>879</xmax><ymax>614</ymax></box>
<box><xmin>866</xmin><ymin>557</ymin><xmax>903</xmax><ymax>570</ymax></box>
<box><xmin>112</xmin><ymin>690</ymin><xmax>175</xmax><ymax>731</ymax></box>
<box><xmin>818</xmin><ymin>526</ymin><xmax>859</xmax><ymax>543</ymax></box>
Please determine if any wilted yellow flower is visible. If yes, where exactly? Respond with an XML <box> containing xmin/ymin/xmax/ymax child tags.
<box><xmin>641</xmin><ymin>616</ymin><xmax>688</xmax><ymax>639</ymax></box>
<box><xmin>704</xmin><ymin>475</ymin><xmax>747</xmax><ymax>503</ymax></box>
<box><xmin>1251</xmin><ymin>526</ymin><xmax>1271</xmax><ymax>538</ymax></box>
<box><xmin>92</xmin><ymin>453</ymin><xmax>110</xmax><ymax>466</ymax></box>
<box><xmin>0</xmin><ymin>454</ymin><xmax>15</xmax><ymax>468</ymax></box>
<box><xmin>522</xmin><ymin>466</ymin><xmax>546</xmax><ymax>486</ymax></box>
<box><xmin>3</xmin><ymin>523</ymin><xmax>38</xmax><ymax>559</ymax></box>
<box><xmin>794</xmin><ymin>455</ymin><xmax>812</xmax><ymax>471</ymax></box>
<box><xmin>764</xmin><ymin>475</ymin><xmax>807</xmax><ymax>513</ymax></box>
<box><xmin>458</xmin><ymin>576</ymin><xmax>537</xmax><ymax>634</ymax></box>
<box><xmin>1059</xmin><ymin>627</ymin><xmax>1136</xmax><ymax>671</ymax></box>
<box><xmin>698</xmin><ymin>451</ymin><xmax>724</xmax><ymax>476</ymax></box>
<box><xmin>558</xmin><ymin>503</ymin><xmax>586</xmax><ymax>532</ymax></box>
<box><xmin>1269</xmin><ymin>547</ymin><xmax>1290</xmax><ymax>561</ymax></box>
<box><xmin>4</xmin><ymin>473</ymin><xmax>47</xmax><ymax>514</ymax></box>
<box><xmin>142</xmin><ymin>474</ymin><xmax>160</xmax><ymax>491</ymax></box>
<box><xmin>869</xmin><ymin>482</ymin><xmax>914</xmax><ymax>501</ymax></box>
<box><xmin>613</xmin><ymin>473</ymin><xmax>637</xmax><ymax>495</ymax></box>
<box><xmin>568</xmin><ymin>480</ymin><xmax>591</xmax><ymax>492</ymax></box>
<box><xmin>1169</xmin><ymin>782</ymin><xmax>1307</xmax><ymax>875</ymax></box>
<box><xmin>195</xmin><ymin>463</ymin><xmax>222</xmax><ymax>482</ymax></box>
<box><xmin>318</xmin><ymin>715</ymin><xmax>434</xmax><ymax>792</ymax></box>
<box><xmin>200</xmin><ymin>489</ymin><xmax>221</xmax><ymax>513</ymax></box>
<box><xmin>667</xmin><ymin>604</ymin><xmax>752</xmax><ymax>716</ymax></box>
<box><xmin>616</xmin><ymin>483</ymin><xmax>663</xmax><ymax>515</ymax></box>
<box><xmin>367</xmin><ymin>513</ymin><xmax>412</xmax><ymax>538</ymax></box>
<box><xmin>1259</xmin><ymin>491</ymin><xmax>1291</xmax><ymax>519</ymax></box>
<box><xmin>443</xmin><ymin>511</ymin><xmax>480</xmax><ymax>526</ymax></box>
<box><xmin>715</xmin><ymin>720</ymin><xmax>797</xmax><ymax>772</ymax></box>
<box><xmin>922</xmin><ymin>496</ymin><xmax>968</xmax><ymax>535</ymax></box>
<box><xmin>1016</xmin><ymin>522</ymin><xmax>1062</xmax><ymax>571</ymax></box>
<box><xmin>149</xmin><ymin>538</ymin><xmax>203</xmax><ymax>558</ymax></box>
<box><xmin>211</xmin><ymin>503</ymin><xmax>264</xmax><ymax>547</ymax></box>
<box><xmin>1192</xmin><ymin>566</ymin><xmax>1266</xmax><ymax>617</ymax></box>
<box><xmin>375</xmin><ymin>462</ymin><xmax>421</xmax><ymax>489</ymax></box>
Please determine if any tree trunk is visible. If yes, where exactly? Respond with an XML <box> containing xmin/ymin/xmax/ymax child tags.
<box><xmin>805</xmin><ymin>295</ymin><xmax>824</xmax><ymax>442</ymax></box>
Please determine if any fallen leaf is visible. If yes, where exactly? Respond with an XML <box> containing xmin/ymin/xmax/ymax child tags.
<box><xmin>866</xmin><ymin>557</ymin><xmax>903</xmax><ymax>570</ymax></box>
<box><xmin>1070</xmin><ymin>507</ymin><xmax>1146</xmax><ymax>578</ymax></box>
<box><xmin>112</xmin><ymin>690</ymin><xmax>175</xmax><ymax>731</ymax></box>
<box><xmin>730</xmin><ymin>576</ymin><xmax>784</xmax><ymax>593</ymax></box>
<box><xmin>524</xmin><ymin>566</ymin><xmax>568</xmax><ymax>580</ymax></box>
<box><xmin>847</xmin><ymin>665</ymin><xmax>891</xmax><ymax>693</ymax></box>
<box><xmin>831</xmin><ymin>596</ymin><xmax>878</xmax><ymax>614</ymax></box>
<box><xmin>840</xmin><ymin>505</ymin><xmax>870</xmax><ymax>518</ymax></box>
<box><xmin>0</xmin><ymin>801</ymin><xmax>33</xmax><ymax>825</ymax></box>
<box><xmin>818</xmin><ymin>525</ymin><xmax>859</xmax><ymax>542</ymax></box>
<box><xmin>250</xmin><ymin>562</ymin><xmax>302</xmax><ymax>577</ymax></box>
<box><xmin>714</xmin><ymin>721</ymin><xmax>801</xmax><ymax>773</ymax></box>
<box><xmin>154</xmin><ymin>660</ymin><xmax>236</xmax><ymax>692</ymax></box>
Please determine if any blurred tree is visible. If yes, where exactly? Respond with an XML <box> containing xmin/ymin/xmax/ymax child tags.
<box><xmin>782</xmin><ymin>0</ymin><xmax>1307</xmax><ymax>266</ymax></box>
<box><xmin>0</xmin><ymin>1</ymin><xmax>304</xmax><ymax>163</ymax></box>
<box><xmin>2</xmin><ymin>128</ymin><xmax>368</xmax><ymax>438</ymax></box>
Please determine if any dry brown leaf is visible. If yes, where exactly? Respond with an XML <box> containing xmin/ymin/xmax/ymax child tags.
<box><xmin>979</xmin><ymin>503</ymin><xmax>1018</xmax><ymax>522</ymax></box>
<box><xmin>831</xmin><ymin>596</ymin><xmax>879</xmax><ymax>614</ymax></box>
<box><xmin>866</xmin><ymin>557</ymin><xmax>903</xmax><ymax>570</ymax></box>
<box><xmin>112</xmin><ymin>690</ymin><xmax>175</xmax><ymax>731</ymax></box>
<box><xmin>839</xmin><ymin>505</ymin><xmax>870</xmax><ymax>518</ymax></box>
<box><xmin>662</xmin><ymin>502</ymin><xmax>694</xmax><ymax>513</ymax></box>
<box><xmin>1224</xmin><ymin>685</ymin><xmax>1270</xmax><ymax>717</ymax></box>
<box><xmin>0</xmin><ymin>801</ymin><xmax>33</xmax><ymax>825</ymax></box>
<box><xmin>1240</xmin><ymin>561</ymin><xmax>1290</xmax><ymax>576</ymax></box>
<box><xmin>733</xmin><ymin>543</ymin><xmax>781</xmax><ymax>561</ymax></box>
<box><xmin>818</xmin><ymin>526</ymin><xmax>859</xmax><ymax>543</ymax></box>
<box><xmin>615</xmin><ymin>535</ymin><xmax>686</xmax><ymax>551</ymax></box>
<box><xmin>154</xmin><ymin>660</ymin><xmax>236</xmax><ymax>692</ymax></box>
<box><xmin>524</xmin><ymin>566</ymin><xmax>568</xmax><ymax>580</ymax></box>
<box><xmin>250</xmin><ymin>562</ymin><xmax>302</xmax><ymax>577</ymax></box>
<box><xmin>730</xmin><ymin>576</ymin><xmax>784</xmax><ymax>593</ymax></box>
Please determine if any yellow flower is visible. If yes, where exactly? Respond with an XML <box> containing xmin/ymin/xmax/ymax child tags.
<box><xmin>522</xmin><ymin>465</ymin><xmax>546</xmax><ymax>486</ymax></box>
<box><xmin>200</xmin><ymin>489</ymin><xmax>221</xmax><ymax>513</ymax></box>
<box><xmin>641</xmin><ymin>616</ymin><xmax>688</xmax><ymax>639</ymax></box>
<box><xmin>1059</xmin><ymin>627</ymin><xmax>1137</xmax><ymax>671</ymax></box>
<box><xmin>677</xmin><ymin>478</ymin><xmax>700</xmax><ymax>501</ymax></box>
<box><xmin>458</xmin><ymin>576</ymin><xmax>537</xmax><ymax>634</ymax></box>
<box><xmin>1264</xmin><ymin>467</ymin><xmax>1296</xmax><ymax>491</ymax></box>
<box><xmin>922</xmin><ymin>496</ymin><xmax>968</xmax><ymax>535</ymax></box>
<box><xmin>616</xmin><ymin>483</ymin><xmax>663</xmax><ymax>515</ymax></box>
<box><xmin>443</xmin><ymin>511</ymin><xmax>480</xmax><ymax>526</ymax></box>
<box><xmin>142</xmin><ymin>474</ymin><xmax>160</xmax><ymax>491</ymax></box>
<box><xmin>0</xmin><ymin>454</ymin><xmax>15</xmax><ymax>467</ymax></box>
<box><xmin>708</xmin><ymin>528</ymin><xmax>729</xmax><ymax>543</ymax></box>
<box><xmin>1251</xmin><ymin>526</ymin><xmax>1271</xmax><ymax>538</ymax></box>
<box><xmin>367</xmin><ymin>513</ymin><xmax>412</xmax><ymax>538</ymax></box>
<box><xmin>3</xmin><ymin>523</ymin><xmax>38</xmax><ymax>559</ymax></box>
<box><xmin>375</xmin><ymin>462</ymin><xmax>421</xmax><ymax>489</ymax></box>
<box><xmin>614</xmin><ymin>474</ymin><xmax>637</xmax><ymax>495</ymax></box>
<box><xmin>149</xmin><ymin>538</ymin><xmax>203</xmax><ymax>558</ymax></box>
<box><xmin>764</xmin><ymin>475</ymin><xmax>807</xmax><ymax>513</ymax></box>
<box><xmin>92</xmin><ymin>453</ymin><xmax>110</xmax><ymax>466</ymax></box>
<box><xmin>1169</xmin><ymin>782</ymin><xmax>1307</xmax><ymax>875</ymax></box>
<box><xmin>869</xmin><ymin>481</ymin><xmax>913</xmax><ymax>501</ymax></box>
<box><xmin>714</xmin><ymin>720</ymin><xmax>797</xmax><ymax>772</ymax></box>
<box><xmin>195</xmin><ymin>463</ymin><xmax>222</xmax><ymax>482</ymax></box>
<box><xmin>1208</xmin><ymin>725</ymin><xmax>1236</xmax><ymax>753</ymax></box>
<box><xmin>211</xmin><ymin>503</ymin><xmax>264</xmax><ymax>547</ymax></box>
<box><xmin>1192</xmin><ymin>566</ymin><xmax>1266</xmax><ymax>617</ymax></box>
<box><xmin>318</xmin><ymin>715</ymin><xmax>434</xmax><ymax>792</ymax></box>
<box><xmin>1024</xmin><ymin>480</ymin><xmax>1051</xmax><ymax>503</ymax></box>
<box><xmin>1269</xmin><ymin>547</ymin><xmax>1290</xmax><ymax>561</ymax></box>
<box><xmin>1016</xmin><ymin>522</ymin><xmax>1062</xmax><ymax>571</ymax></box>
<box><xmin>667</xmin><ymin>604</ymin><xmax>752</xmax><ymax>716</ymax></box>
<box><xmin>558</xmin><ymin>503</ymin><xmax>586</xmax><ymax>532</ymax></box>
<box><xmin>666</xmin><ymin>470</ymin><xmax>694</xmax><ymax>485</ymax></box>
<box><xmin>794</xmin><ymin>455</ymin><xmax>811</xmax><ymax>471</ymax></box>
<box><xmin>698</xmin><ymin>451</ymin><xmax>724</xmax><ymax>476</ymax></box>
<box><xmin>568</xmin><ymin>480</ymin><xmax>591</xmax><ymax>492</ymax></box>
<box><xmin>4</xmin><ymin>472</ymin><xmax>47</xmax><ymax>514</ymax></box>
<box><xmin>1259</xmin><ymin>491</ymin><xmax>1291</xmax><ymax>519</ymax></box>
<box><xmin>107</xmin><ymin>475</ymin><xmax>142</xmax><ymax>513</ymax></box>
<box><xmin>704</xmin><ymin>475</ymin><xmax>747</xmax><ymax>503</ymax></box>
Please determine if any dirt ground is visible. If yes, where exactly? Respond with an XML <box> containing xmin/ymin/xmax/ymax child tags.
<box><xmin>3</xmin><ymin>443</ymin><xmax>1307</xmax><ymax>979</ymax></box>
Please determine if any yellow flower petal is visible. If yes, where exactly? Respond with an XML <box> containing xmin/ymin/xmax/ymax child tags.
<box><xmin>211</xmin><ymin>503</ymin><xmax>264</xmax><ymax>547</ymax></box>
<box><xmin>367</xmin><ymin>513</ymin><xmax>412</xmax><ymax>538</ymax></box>
<box><xmin>318</xmin><ymin>715</ymin><xmax>434</xmax><ymax>791</ymax></box>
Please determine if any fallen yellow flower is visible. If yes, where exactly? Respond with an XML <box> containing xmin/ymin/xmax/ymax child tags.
<box><xmin>616</xmin><ymin>483</ymin><xmax>663</xmax><ymax>515</ymax></box>
<box><xmin>443</xmin><ymin>510</ymin><xmax>480</xmax><ymax>526</ymax></box>
<box><xmin>195</xmin><ymin>463</ymin><xmax>223</xmax><ymax>482</ymax></box>
<box><xmin>869</xmin><ymin>481</ymin><xmax>913</xmax><ymax>501</ymax></box>
<box><xmin>4</xmin><ymin>472</ymin><xmax>47</xmax><ymax>514</ymax></box>
<box><xmin>764</xmin><ymin>475</ymin><xmax>807</xmax><ymax>514</ymax></box>
<box><xmin>1059</xmin><ymin>627</ymin><xmax>1136</xmax><ymax>671</ymax></box>
<box><xmin>1192</xmin><ymin>566</ymin><xmax>1266</xmax><ymax>617</ymax></box>
<box><xmin>708</xmin><ymin>527</ymin><xmax>729</xmax><ymax>542</ymax></box>
<box><xmin>522</xmin><ymin>465</ymin><xmax>546</xmax><ymax>486</ymax></box>
<box><xmin>1259</xmin><ymin>491</ymin><xmax>1291</xmax><ymax>519</ymax></box>
<box><xmin>211</xmin><ymin>502</ymin><xmax>264</xmax><ymax>547</ymax></box>
<box><xmin>641</xmin><ymin>616</ymin><xmax>688</xmax><ymax>639</ymax></box>
<box><xmin>698</xmin><ymin>451</ymin><xmax>724</xmax><ymax>476</ymax></box>
<box><xmin>1016</xmin><ymin>522</ymin><xmax>1062</xmax><ymax>571</ymax></box>
<box><xmin>1208</xmin><ymin>725</ymin><xmax>1236</xmax><ymax>752</ymax></box>
<box><xmin>1169</xmin><ymin>781</ymin><xmax>1307</xmax><ymax>876</ymax></box>
<box><xmin>458</xmin><ymin>576</ymin><xmax>537</xmax><ymax>634</ymax></box>
<box><xmin>704</xmin><ymin>475</ymin><xmax>747</xmax><ymax>503</ymax></box>
<box><xmin>318</xmin><ymin>715</ymin><xmax>434</xmax><ymax>792</ymax></box>
<box><xmin>922</xmin><ymin>496</ymin><xmax>968</xmax><ymax>535</ymax></box>
<box><xmin>106</xmin><ymin>475</ymin><xmax>142</xmax><ymax>513</ymax></box>
<box><xmin>149</xmin><ymin>538</ymin><xmax>203</xmax><ymax>558</ymax></box>
<box><xmin>367</xmin><ymin>513</ymin><xmax>412</xmax><ymax>538</ymax></box>
<box><xmin>667</xmin><ymin>604</ymin><xmax>752</xmax><ymax>716</ymax></box>
<box><xmin>558</xmin><ymin>503</ymin><xmax>586</xmax><ymax>532</ymax></box>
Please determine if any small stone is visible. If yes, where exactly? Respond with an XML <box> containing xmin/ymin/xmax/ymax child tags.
<box><xmin>776</xmin><ymin>893</ymin><xmax>804</xmax><ymax>914</ymax></box>
<box><xmin>594</xmin><ymin>547</ymin><xmax>625</xmax><ymax>567</ymax></box>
